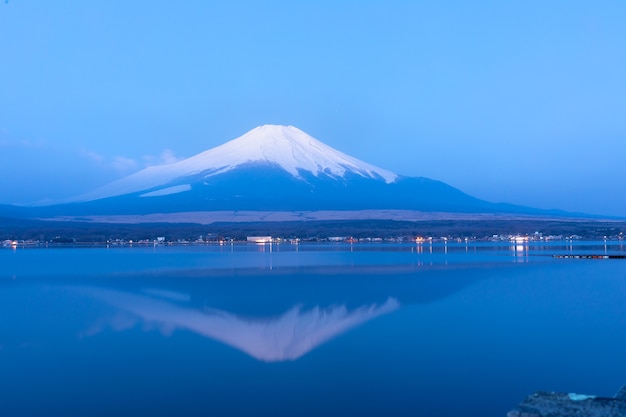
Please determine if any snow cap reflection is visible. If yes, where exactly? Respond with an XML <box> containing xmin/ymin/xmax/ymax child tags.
<box><xmin>80</xmin><ymin>287</ymin><xmax>399</xmax><ymax>362</ymax></box>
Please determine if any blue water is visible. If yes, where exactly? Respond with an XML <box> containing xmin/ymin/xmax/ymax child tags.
<box><xmin>1</xmin><ymin>241</ymin><xmax>625</xmax><ymax>416</ymax></box>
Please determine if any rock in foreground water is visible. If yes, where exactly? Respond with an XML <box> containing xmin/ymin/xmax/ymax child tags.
<box><xmin>508</xmin><ymin>385</ymin><xmax>626</xmax><ymax>417</ymax></box>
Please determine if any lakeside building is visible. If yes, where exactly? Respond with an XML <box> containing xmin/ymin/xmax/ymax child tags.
<box><xmin>246</xmin><ymin>236</ymin><xmax>273</xmax><ymax>243</ymax></box>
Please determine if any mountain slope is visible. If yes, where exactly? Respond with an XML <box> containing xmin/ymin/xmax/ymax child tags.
<box><xmin>18</xmin><ymin>124</ymin><xmax>577</xmax><ymax>218</ymax></box>
<box><xmin>73</xmin><ymin>125</ymin><xmax>397</xmax><ymax>203</ymax></box>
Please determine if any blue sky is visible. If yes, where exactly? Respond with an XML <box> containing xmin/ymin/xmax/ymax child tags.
<box><xmin>1</xmin><ymin>1</ymin><xmax>625</xmax><ymax>216</ymax></box>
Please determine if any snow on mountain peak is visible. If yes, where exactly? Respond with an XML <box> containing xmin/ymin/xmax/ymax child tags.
<box><xmin>73</xmin><ymin>125</ymin><xmax>398</xmax><ymax>202</ymax></box>
<box><xmin>192</xmin><ymin>124</ymin><xmax>398</xmax><ymax>183</ymax></box>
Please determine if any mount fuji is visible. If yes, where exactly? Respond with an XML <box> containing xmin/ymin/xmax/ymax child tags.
<box><xmin>72</xmin><ymin>124</ymin><xmax>398</xmax><ymax>203</ymax></box>
<box><xmin>20</xmin><ymin>125</ymin><xmax>561</xmax><ymax>218</ymax></box>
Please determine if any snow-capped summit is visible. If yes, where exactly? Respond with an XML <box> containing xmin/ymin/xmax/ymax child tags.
<box><xmin>50</xmin><ymin>124</ymin><xmax>536</xmax><ymax>217</ymax></box>
<box><xmin>197</xmin><ymin>125</ymin><xmax>397</xmax><ymax>183</ymax></box>
<box><xmin>74</xmin><ymin>125</ymin><xmax>397</xmax><ymax>202</ymax></box>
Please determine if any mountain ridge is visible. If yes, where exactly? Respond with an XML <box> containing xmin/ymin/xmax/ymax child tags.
<box><xmin>71</xmin><ymin>125</ymin><xmax>397</xmax><ymax>203</ymax></box>
<box><xmin>1</xmin><ymin>125</ymin><xmax>604</xmax><ymax>219</ymax></box>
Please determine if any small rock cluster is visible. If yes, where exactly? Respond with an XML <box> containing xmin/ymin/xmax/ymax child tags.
<box><xmin>508</xmin><ymin>385</ymin><xmax>626</xmax><ymax>417</ymax></box>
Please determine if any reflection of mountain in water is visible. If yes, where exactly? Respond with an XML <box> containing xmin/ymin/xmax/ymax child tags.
<box><xmin>4</xmin><ymin>264</ymin><xmax>499</xmax><ymax>362</ymax></box>
<box><xmin>80</xmin><ymin>287</ymin><xmax>399</xmax><ymax>362</ymax></box>
<box><xmin>75</xmin><ymin>265</ymin><xmax>493</xmax><ymax>362</ymax></box>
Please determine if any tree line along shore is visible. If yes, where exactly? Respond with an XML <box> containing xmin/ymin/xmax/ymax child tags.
<box><xmin>1</xmin><ymin>218</ymin><xmax>624</xmax><ymax>245</ymax></box>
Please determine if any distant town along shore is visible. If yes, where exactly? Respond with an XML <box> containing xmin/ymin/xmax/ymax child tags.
<box><xmin>1</xmin><ymin>218</ymin><xmax>624</xmax><ymax>247</ymax></box>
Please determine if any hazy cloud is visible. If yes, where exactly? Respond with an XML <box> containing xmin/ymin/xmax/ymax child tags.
<box><xmin>80</xmin><ymin>147</ymin><xmax>182</xmax><ymax>174</ymax></box>
<box><xmin>80</xmin><ymin>148</ymin><xmax>106</xmax><ymax>165</ymax></box>
<box><xmin>0</xmin><ymin>138</ymin><xmax>47</xmax><ymax>149</ymax></box>
<box><xmin>111</xmin><ymin>156</ymin><xmax>139</xmax><ymax>173</ymax></box>
<box><xmin>143</xmin><ymin>148</ymin><xmax>182</xmax><ymax>166</ymax></box>
<box><xmin>89</xmin><ymin>148</ymin><xmax>182</xmax><ymax>174</ymax></box>
<box><xmin>160</xmin><ymin>149</ymin><xmax>180</xmax><ymax>164</ymax></box>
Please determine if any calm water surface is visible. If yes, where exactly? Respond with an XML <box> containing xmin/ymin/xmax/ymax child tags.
<box><xmin>1</xmin><ymin>241</ymin><xmax>625</xmax><ymax>416</ymax></box>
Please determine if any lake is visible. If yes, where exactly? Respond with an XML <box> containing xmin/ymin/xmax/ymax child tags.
<box><xmin>1</xmin><ymin>240</ymin><xmax>625</xmax><ymax>416</ymax></box>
